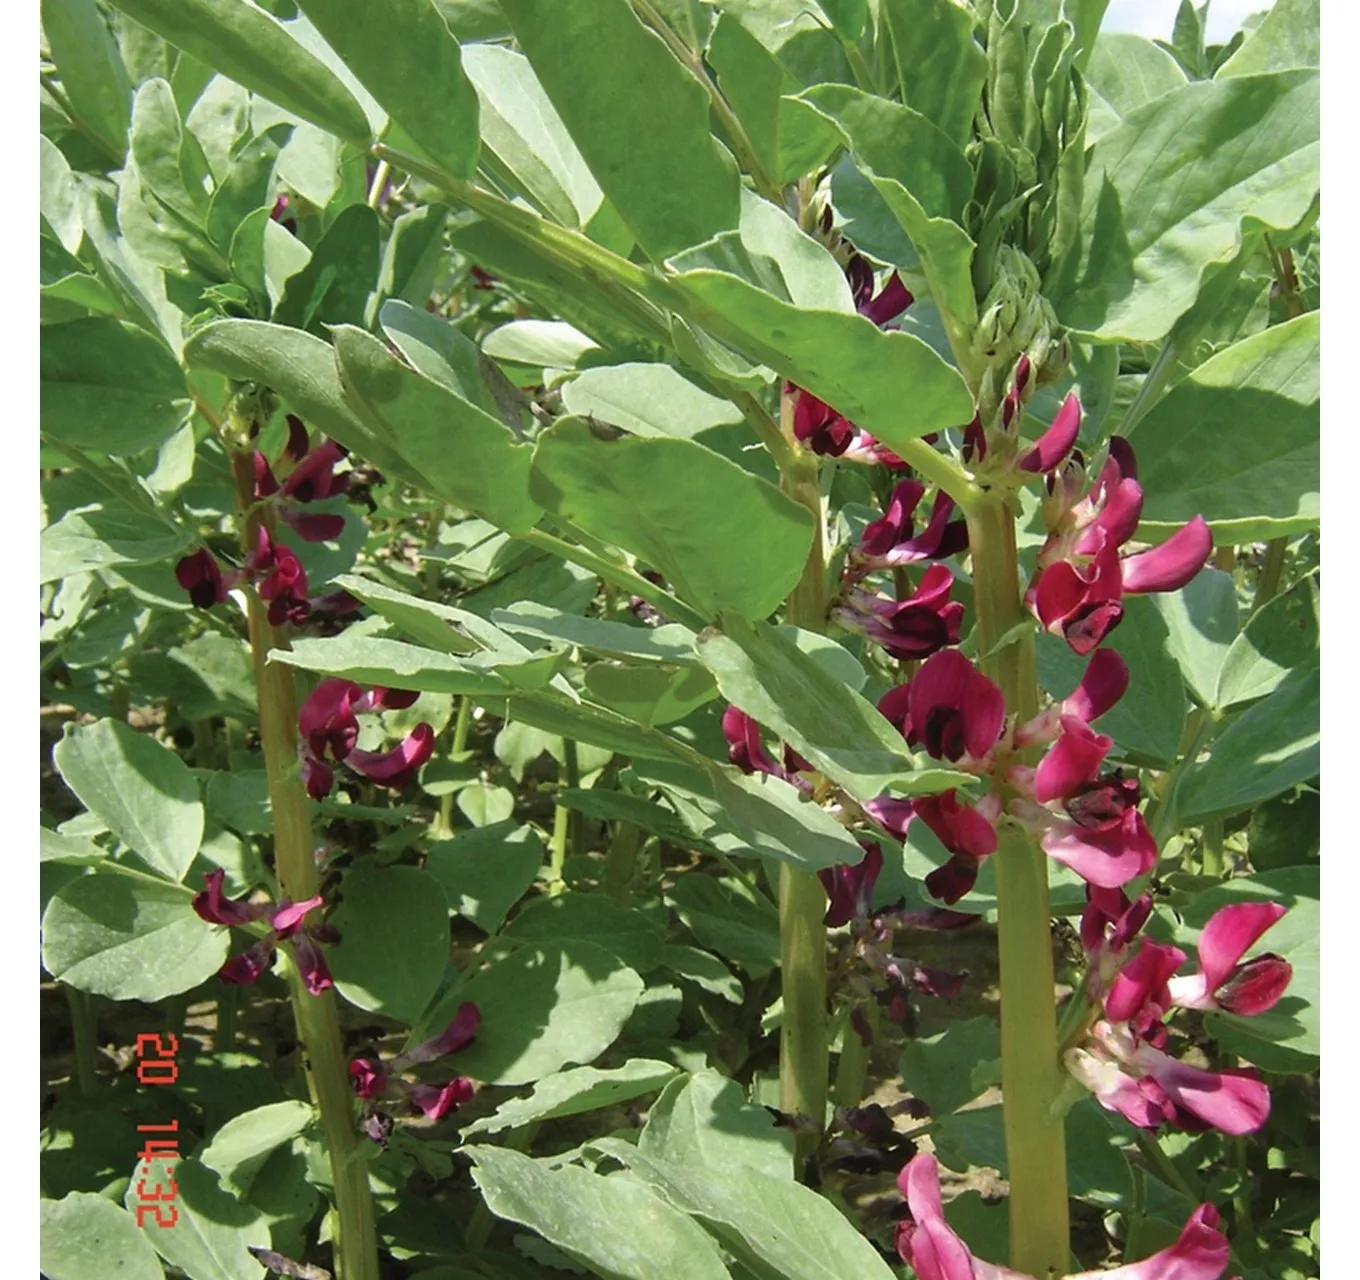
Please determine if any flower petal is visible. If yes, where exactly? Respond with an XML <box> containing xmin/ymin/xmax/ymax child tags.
<box><xmin>1018</xmin><ymin>392</ymin><xmax>1081</xmax><ymax>473</ymax></box>
<box><xmin>1041</xmin><ymin>809</ymin><xmax>1158</xmax><ymax>888</ymax></box>
<box><xmin>1195</xmin><ymin>901</ymin><xmax>1288</xmax><ymax>994</ymax></box>
<box><xmin>399</xmin><ymin>1002</ymin><xmax>481</xmax><ymax>1066</ymax></box>
<box><xmin>1062</xmin><ymin>649</ymin><xmax>1129</xmax><ymax>724</ymax></box>
<box><xmin>346</xmin><ymin>723</ymin><xmax>436</xmax><ymax>788</ymax></box>
<box><xmin>894</xmin><ymin>1154</ymin><xmax>991</xmax><ymax>1280</ymax></box>
<box><xmin>1035</xmin><ymin>716</ymin><xmax>1112</xmax><ymax>804</ymax></box>
<box><xmin>1105</xmin><ymin>940</ymin><xmax>1186</xmax><ymax>1025</ymax></box>
<box><xmin>1077</xmin><ymin>1204</ymin><xmax>1230</xmax><ymax>1280</ymax></box>
<box><xmin>1120</xmin><ymin>516</ymin><xmax>1213</xmax><ymax>594</ymax></box>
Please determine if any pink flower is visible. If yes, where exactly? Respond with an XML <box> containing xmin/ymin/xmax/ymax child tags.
<box><xmin>1166</xmin><ymin>902</ymin><xmax>1293</xmax><ymax>1017</ymax></box>
<box><xmin>857</xmin><ymin>482</ymin><xmax>969</xmax><ymax>565</ymax></box>
<box><xmin>1068</xmin><ymin>1021</ymin><xmax>1270</xmax><ymax>1136</ymax></box>
<box><xmin>1029</xmin><ymin>437</ymin><xmax>1213</xmax><ymax>654</ymax></box>
<box><xmin>1009</xmin><ymin>651</ymin><xmax>1157</xmax><ymax>891</ymax></box>
<box><xmin>894</xmin><ymin>1153</ymin><xmax>1232</xmax><ymax>1279</ymax></box>
<box><xmin>1017</xmin><ymin>392</ymin><xmax>1082</xmax><ymax>475</ymax></box>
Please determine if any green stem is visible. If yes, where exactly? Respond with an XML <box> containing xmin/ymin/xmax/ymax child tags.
<box><xmin>1134</xmin><ymin>1129</ymin><xmax>1202</xmax><ymax>1202</ymax></box>
<box><xmin>965</xmin><ymin>496</ymin><xmax>1069</xmax><ymax>1277</ymax></box>
<box><xmin>832</xmin><ymin>1000</ymin><xmax>877</xmax><ymax>1108</ymax></box>
<box><xmin>65</xmin><ymin>987</ymin><xmax>98</xmax><ymax>1096</ymax></box>
<box><xmin>1253</xmin><ymin>538</ymin><xmax>1287</xmax><ymax>612</ymax></box>
<box><xmin>1201</xmin><ymin>819</ymin><xmax>1226</xmax><ymax>878</ymax></box>
<box><xmin>1117</xmin><ymin>340</ymin><xmax>1178</xmax><ymax>439</ymax></box>
<box><xmin>549</xmin><ymin>804</ymin><xmax>569</xmax><ymax>893</ymax></box>
<box><xmin>776</xmin><ymin>385</ymin><xmax>830</xmax><ymax>1174</ymax></box>
<box><xmin>604</xmin><ymin>822</ymin><xmax>643</xmax><ymax>903</ymax></box>
<box><xmin>216</xmin><ymin>980</ymin><xmax>239</xmax><ymax>1054</ymax></box>
<box><xmin>164</xmin><ymin>994</ymin><xmax>187</xmax><ymax>1043</ymax></box>
<box><xmin>229</xmin><ymin>449</ymin><xmax>379</xmax><ymax>1280</ymax></box>
<box><xmin>366</xmin><ymin>159</ymin><xmax>390</xmax><ymax>210</ymax></box>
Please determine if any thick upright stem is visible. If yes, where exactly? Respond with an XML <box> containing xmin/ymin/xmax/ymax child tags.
<box><xmin>965</xmin><ymin>496</ymin><xmax>1070</xmax><ymax>1277</ymax></box>
<box><xmin>65</xmin><ymin>987</ymin><xmax>98</xmax><ymax>1096</ymax></box>
<box><xmin>777</xmin><ymin>390</ymin><xmax>830</xmax><ymax>1172</ymax></box>
<box><xmin>229</xmin><ymin>452</ymin><xmax>378</xmax><ymax>1280</ymax></box>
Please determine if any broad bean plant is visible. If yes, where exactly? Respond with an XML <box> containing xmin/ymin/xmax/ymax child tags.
<box><xmin>39</xmin><ymin>1</ymin><xmax>1319</xmax><ymax>1278</ymax></box>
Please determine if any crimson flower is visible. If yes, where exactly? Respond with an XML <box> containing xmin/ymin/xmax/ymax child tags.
<box><xmin>349</xmin><ymin>1002</ymin><xmax>480</xmax><ymax>1140</ymax></box>
<box><xmin>878</xmin><ymin>651</ymin><xmax>1007</xmax><ymax>904</ymax></box>
<box><xmin>192</xmin><ymin>869</ymin><xmax>336</xmax><ymax>995</ymax></box>
<box><xmin>857</xmin><ymin>481</ymin><xmax>969</xmax><ymax>566</ymax></box>
<box><xmin>297</xmin><ymin>678</ymin><xmax>434</xmax><ymax>799</ymax></box>
<box><xmin>254</xmin><ymin>420</ymin><xmax>351</xmax><ymax>543</ymax></box>
<box><xmin>836</xmin><ymin>565</ymin><xmax>965</xmax><ymax>662</ymax></box>
<box><xmin>819</xmin><ymin>842</ymin><xmax>883</xmax><ymax>928</ymax></box>
<box><xmin>895</xmin><ymin>1153</ymin><xmax>1232</xmax><ymax>1279</ymax></box>
<box><xmin>1029</xmin><ymin>437</ymin><xmax>1214</xmax><ymax>654</ymax></box>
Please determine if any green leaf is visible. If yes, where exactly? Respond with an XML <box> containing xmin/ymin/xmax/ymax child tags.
<box><xmin>705</xmin><ymin>13</ymin><xmax>839</xmax><ymax>186</ymax></box>
<box><xmin>1148</xmin><ymin>568</ymin><xmax>1239</xmax><ymax>710</ymax></box>
<box><xmin>379</xmin><ymin>301</ymin><xmax>525</xmax><ymax>431</ymax></box>
<box><xmin>504</xmin><ymin>894</ymin><xmax>666</xmax><ymax>974</ymax></box>
<box><xmin>878</xmin><ymin>0</ymin><xmax>986</xmax><ymax>147</ymax></box>
<box><xmin>42</xmin><ymin>318</ymin><xmax>190</xmax><ymax>455</ymax></box>
<box><xmin>463</xmin><ymin>1059</ymin><xmax>679</xmax><ymax>1137</ymax></box>
<box><xmin>327</xmin><ymin>863</ymin><xmax>450</xmax><ymax>1022</ymax></box>
<box><xmin>584</xmin><ymin>663</ymin><xmax>718</xmax><ymax>727</ymax></box>
<box><xmin>663</xmin><ymin>944</ymin><xmax>743</xmax><ymax>1004</ymax></box>
<box><xmin>469</xmin><ymin>1147</ymin><xmax>732</xmax><ymax>1280</ymax></box>
<box><xmin>501</xmin><ymin>692</ymin><xmax>703</xmax><ymax>767</ymax></box>
<box><xmin>1060</xmin><ymin>71</ymin><xmax>1319</xmax><ymax>341</ymax></box>
<box><xmin>462</xmin><ymin>44</ymin><xmax>601</xmax><ymax>225</ymax></box>
<box><xmin>41</xmin><ymin>136</ymin><xmax>84</xmax><ymax>254</ymax></box>
<box><xmin>41</xmin><ymin>503</ymin><xmax>191</xmax><ymax>585</ymax></box>
<box><xmin>334</xmin><ymin>324</ymin><xmax>541</xmax><ymax>533</ymax></box>
<box><xmin>1216</xmin><ymin>0</ymin><xmax>1318</xmax><ymax>77</ymax></box>
<box><xmin>899</xmin><ymin>1017</ymin><xmax>1001</xmax><ymax>1118</ymax></box>
<box><xmin>129</xmin><ymin>77</ymin><xmax>213</xmax><ymax>233</ymax></box>
<box><xmin>271</xmin><ymin>634</ymin><xmax>519</xmax><ymax>696</ymax></box>
<box><xmin>1131</xmin><ymin>312</ymin><xmax>1319</xmax><ymax>543</ymax></box>
<box><xmin>555</xmin><ymin>788</ymin><xmax>720</xmax><ymax>857</ymax></box>
<box><xmin>103</xmin><ymin>0</ymin><xmax>371</xmax><ymax>146</ymax></box>
<box><xmin>494</xmin><ymin>602</ymin><xmax>699</xmax><ymax>665</ymax></box>
<box><xmin>41</xmin><ymin>1193</ymin><xmax>165</xmax><ymax>1280</ymax></box>
<box><xmin>42</xmin><ymin>0</ymin><xmax>134</xmax><ymax>159</ymax></box>
<box><xmin>206</xmin><ymin>124</ymin><xmax>292</xmax><ymax>253</ymax></box>
<box><xmin>125</xmin><ymin>1156</ymin><xmax>269</xmax><ymax>1280</ymax></box>
<box><xmin>1084</xmin><ymin>33</ymin><xmax>1188</xmax><ymax>131</ymax></box>
<box><xmin>709</xmin><ymin>767</ymin><xmax>872</xmax><ymax>870</ymax></box>
<box><xmin>665</xmin><ymin>875</ymin><xmax>779</xmax><ymax>978</ymax></box>
<box><xmin>561</xmin><ymin>363</ymin><xmax>745</xmax><ymax>440</ymax></box>
<box><xmin>54</xmin><ymin>719</ymin><xmax>204</xmax><ymax>881</ymax></box>
<box><xmin>592</xmin><ymin>1141</ymin><xmax>898</xmax><ymax>1280</ymax></box>
<box><xmin>274</xmin><ymin>204</ymin><xmax>379</xmax><ymax>331</ymax></box>
<box><xmin>495</xmin><ymin>0</ymin><xmax>740</xmax><ymax>260</ymax></box>
<box><xmin>370</xmin><ymin>204</ymin><xmax>451</xmax><ymax>323</ymax></box>
<box><xmin>421</xmin><ymin>941</ymin><xmax>644</xmax><ymax>1085</ymax></box>
<box><xmin>199</xmin><ymin>1101</ymin><xmax>314</xmax><ymax>1197</ymax></box>
<box><xmin>696</xmin><ymin>613</ymin><xmax>964</xmax><ymax>800</ymax></box>
<box><xmin>292</xmin><ymin>0</ymin><xmax>479</xmax><ymax>178</ymax></box>
<box><xmin>529</xmin><ymin>417</ymin><xmax>814</xmax><ymax>620</ymax></box>
<box><xmin>1176</xmin><ymin>668</ymin><xmax>1319</xmax><ymax>824</ymax></box>
<box><xmin>425</xmin><ymin>823</ymin><xmax>543</xmax><ymax>934</ymax></box>
<box><xmin>1216</xmin><ymin>572</ymin><xmax>1318</xmax><ymax>710</ymax></box>
<box><xmin>41</xmin><ymin>872</ymin><xmax>228</xmax><ymax>1001</ymax></box>
<box><xmin>1037</xmin><ymin>596</ymin><xmax>1187</xmax><ymax>765</ymax></box>
<box><xmin>641</xmin><ymin>1070</ymin><xmax>794</xmax><ymax>1179</ymax></box>
<box><xmin>667</xmin><ymin>267</ymin><xmax>974</xmax><ymax>452</ymax></box>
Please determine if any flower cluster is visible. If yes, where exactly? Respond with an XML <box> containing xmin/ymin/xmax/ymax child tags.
<box><xmin>895</xmin><ymin>1153</ymin><xmax>1232</xmax><ymax>1279</ymax></box>
<box><xmin>297</xmin><ymin>677</ymin><xmax>436</xmax><ymax>800</ymax></box>
<box><xmin>175</xmin><ymin>416</ymin><xmax>358</xmax><ymax>625</ymax></box>
<box><xmin>1064</xmin><ymin>890</ymin><xmax>1292</xmax><ymax>1135</ymax></box>
<box><xmin>1027</xmin><ymin>432</ymin><xmax>1213</xmax><ymax>654</ymax></box>
<box><xmin>349</xmin><ymin>1001</ymin><xmax>480</xmax><ymax>1144</ymax></box>
<box><xmin>192</xmin><ymin>869</ymin><xmax>337</xmax><ymax>995</ymax></box>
